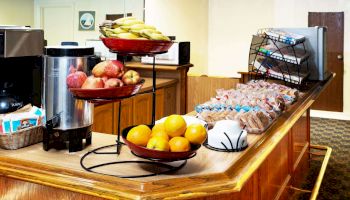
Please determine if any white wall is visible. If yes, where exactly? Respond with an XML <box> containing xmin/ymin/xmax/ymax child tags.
<box><xmin>208</xmin><ymin>0</ymin><xmax>275</xmax><ymax>77</ymax></box>
<box><xmin>145</xmin><ymin>0</ymin><xmax>209</xmax><ymax>75</ymax></box>
<box><xmin>0</xmin><ymin>0</ymin><xmax>34</xmax><ymax>27</ymax></box>
<box><xmin>34</xmin><ymin>0</ymin><xmax>144</xmax><ymax>45</ymax></box>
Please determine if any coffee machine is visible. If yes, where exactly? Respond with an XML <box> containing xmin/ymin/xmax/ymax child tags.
<box><xmin>42</xmin><ymin>46</ymin><xmax>95</xmax><ymax>152</ymax></box>
<box><xmin>0</xmin><ymin>26</ymin><xmax>44</xmax><ymax>113</ymax></box>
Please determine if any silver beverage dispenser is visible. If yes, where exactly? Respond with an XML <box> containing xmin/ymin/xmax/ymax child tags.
<box><xmin>42</xmin><ymin>46</ymin><xmax>94</xmax><ymax>152</ymax></box>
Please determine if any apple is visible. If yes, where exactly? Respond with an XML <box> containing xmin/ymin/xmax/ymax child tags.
<box><xmin>81</xmin><ymin>76</ymin><xmax>104</xmax><ymax>89</ymax></box>
<box><xmin>66</xmin><ymin>71</ymin><xmax>87</xmax><ymax>88</ymax></box>
<box><xmin>104</xmin><ymin>60</ymin><xmax>124</xmax><ymax>78</ymax></box>
<box><xmin>122</xmin><ymin>70</ymin><xmax>140</xmax><ymax>85</ymax></box>
<box><xmin>104</xmin><ymin>78</ymin><xmax>124</xmax><ymax>88</ymax></box>
<box><xmin>92</xmin><ymin>60</ymin><xmax>125</xmax><ymax>78</ymax></box>
<box><xmin>92</xmin><ymin>61</ymin><xmax>107</xmax><ymax>77</ymax></box>
<box><xmin>101</xmin><ymin>76</ymin><xmax>109</xmax><ymax>83</ymax></box>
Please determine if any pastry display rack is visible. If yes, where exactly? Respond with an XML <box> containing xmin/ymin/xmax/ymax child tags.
<box><xmin>248</xmin><ymin>28</ymin><xmax>310</xmax><ymax>86</ymax></box>
<box><xmin>78</xmin><ymin>41</ymin><xmax>197</xmax><ymax>178</ymax></box>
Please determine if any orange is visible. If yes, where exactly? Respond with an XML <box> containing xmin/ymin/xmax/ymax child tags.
<box><xmin>151</xmin><ymin>130</ymin><xmax>169</xmax><ymax>141</ymax></box>
<box><xmin>184</xmin><ymin>123</ymin><xmax>207</xmax><ymax>145</ymax></box>
<box><xmin>164</xmin><ymin>115</ymin><xmax>187</xmax><ymax>137</ymax></box>
<box><xmin>146</xmin><ymin>136</ymin><xmax>170</xmax><ymax>151</ymax></box>
<box><xmin>169</xmin><ymin>137</ymin><xmax>191</xmax><ymax>152</ymax></box>
<box><xmin>152</xmin><ymin>123</ymin><xmax>165</xmax><ymax>132</ymax></box>
<box><xmin>126</xmin><ymin>125</ymin><xmax>151</xmax><ymax>146</ymax></box>
<box><xmin>151</xmin><ymin>123</ymin><xmax>169</xmax><ymax>141</ymax></box>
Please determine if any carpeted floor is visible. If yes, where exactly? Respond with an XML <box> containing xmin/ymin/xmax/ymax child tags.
<box><xmin>297</xmin><ymin>117</ymin><xmax>350</xmax><ymax>200</ymax></box>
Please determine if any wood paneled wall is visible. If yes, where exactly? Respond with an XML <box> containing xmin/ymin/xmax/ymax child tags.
<box><xmin>187</xmin><ymin>76</ymin><xmax>240</xmax><ymax>112</ymax></box>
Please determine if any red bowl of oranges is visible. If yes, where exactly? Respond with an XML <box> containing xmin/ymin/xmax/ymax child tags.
<box><xmin>122</xmin><ymin>115</ymin><xmax>208</xmax><ymax>161</ymax></box>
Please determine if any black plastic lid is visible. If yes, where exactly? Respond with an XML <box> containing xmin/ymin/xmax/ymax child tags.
<box><xmin>45</xmin><ymin>46</ymin><xmax>94</xmax><ymax>57</ymax></box>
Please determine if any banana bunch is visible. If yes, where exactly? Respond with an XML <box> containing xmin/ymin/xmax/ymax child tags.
<box><xmin>99</xmin><ymin>17</ymin><xmax>170</xmax><ymax>41</ymax></box>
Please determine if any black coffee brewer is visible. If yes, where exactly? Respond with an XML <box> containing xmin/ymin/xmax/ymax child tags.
<box><xmin>0</xmin><ymin>26</ymin><xmax>44</xmax><ymax>113</ymax></box>
<box><xmin>0</xmin><ymin>82</ymin><xmax>24</xmax><ymax>114</ymax></box>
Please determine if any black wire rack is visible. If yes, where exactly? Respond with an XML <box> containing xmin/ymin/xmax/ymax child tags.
<box><xmin>248</xmin><ymin>29</ymin><xmax>310</xmax><ymax>87</ymax></box>
<box><xmin>80</xmin><ymin>143</ymin><xmax>190</xmax><ymax>178</ymax></box>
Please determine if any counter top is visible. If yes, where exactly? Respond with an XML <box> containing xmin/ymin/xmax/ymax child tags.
<box><xmin>0</xmin><ymin>75</ymin><xmax>334</xmax><ymax>200</ymax></box>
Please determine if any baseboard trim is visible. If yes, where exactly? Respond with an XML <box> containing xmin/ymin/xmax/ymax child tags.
<box><xmin>310</xmin><ymin>110</ymin><xmax>350</xmax><ymax>121</ymax></box>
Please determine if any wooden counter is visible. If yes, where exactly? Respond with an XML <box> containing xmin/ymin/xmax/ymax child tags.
<box><xmin>0</xmin><ymin>76</ymin><xmax>333</xmax><ymax>200</ymax></box>
<box><xmin>92</xmin><ymin>77</ymin><xmax>178</xmax><ymax>135</ymax></box>
<box><xmin>137</xmin><ymin>77</ymin><xmax>178</xmax><ymax>93</ymax></box>
<box><xmin>126</xmin><ymin>62</ymin><xmax>193</xmax><ymax>115</ymax></box>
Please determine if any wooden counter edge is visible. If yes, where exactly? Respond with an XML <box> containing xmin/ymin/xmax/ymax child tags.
<box><xmin>0</xmin><ymin>75</ymin><xmax>334</xmax><ymax>200</ymax></box>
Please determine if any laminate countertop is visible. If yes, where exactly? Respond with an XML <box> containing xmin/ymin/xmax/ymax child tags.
<box><xmin>0</xmin><ymin>75</ymin><xmax>334</xmax><ymax>200</ymax></box>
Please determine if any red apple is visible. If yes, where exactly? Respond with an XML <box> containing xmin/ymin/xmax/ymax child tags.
<box><xmin>122</xmin><ymin>70</ymin><xmax>140</xmax><ymax>85</ymax></box>
<box><xmin>104</xmin><ymin>78</ymin><xmax>124</xmax><ymax>88</ymax></box>
<box><xmin>81</xmin><ymin>76</ymin><xmax>104</xmax><ymax>89</ymax></box>
<box><xmin>92</xmin><ymin>61</ymin><xmax>107</xmax><ymax>77</ymax></box>
<box><xmin>66</xmin><ymin>71</ymin><xmax>87</xmax><ymax>88</ymax></box>
<box><xmin>101</xmin><ymin>76</ymin><xmax>109</xmax><ymax>83</ymax></box>
<box><xmin>92</xmin><ymin>60</ymin><xmax>125</xmax><ymax>78</ymax></box>
<box><xmin>104</xmin><ymin>60</ymin><xmax>124</xmax><ymax>78</ymax></box>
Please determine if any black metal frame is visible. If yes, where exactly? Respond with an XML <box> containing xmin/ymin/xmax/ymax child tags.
<box><xmin>249</xmin><ymin>30</ymin><xmax>310</xmax><ymax>87</ymax></box>
<box><xmin>80</xmin><ymin>143</ymin><xmax>188</xmax><ymax>178</ymax></box>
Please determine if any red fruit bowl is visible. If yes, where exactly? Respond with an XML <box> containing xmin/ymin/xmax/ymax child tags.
<box><xmin>122</xmin><ymin>125</ymin><xmax>200</xmax><ymax>162</ymax></box>
<box><xmin>101</xmin><ymin>37</ymin><xmax>173</xmax><ymax>55</ymax></box>
<box><xmin>69</xmin><ymin>79</ymin><xmax>144</xmax><ymax>100</ymax></box>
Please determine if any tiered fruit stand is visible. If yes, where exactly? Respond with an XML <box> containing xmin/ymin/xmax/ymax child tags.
<box><xmin>72</xmin><ymin>38</ymin><xmax>200</xmax><ymax>178</ymax></box>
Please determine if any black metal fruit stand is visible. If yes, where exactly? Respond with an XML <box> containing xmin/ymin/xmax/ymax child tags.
<box><xmin>78</xmin><ymin>50</ymin><xmax>191</xmax><ymax>178</ymax></box>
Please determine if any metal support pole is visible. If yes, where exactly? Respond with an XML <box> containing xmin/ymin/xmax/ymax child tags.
<box><xmin>152</xmin><ymin>55</ymin><xmax>156</xmax><ymax>125</ymax></box>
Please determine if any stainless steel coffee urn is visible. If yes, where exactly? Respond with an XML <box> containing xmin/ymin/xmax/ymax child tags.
<box><xmin>42</xmin><ymin>46</ymin><xmax>94</xmax><ymax>152</ymax></box>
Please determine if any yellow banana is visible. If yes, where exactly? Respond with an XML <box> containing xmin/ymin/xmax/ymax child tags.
<box><xmin>120</xmin><ymin>26</ymin><xmax>131</xmax><ymax>31</ymax></box>
<box><xmin>116</xmin><ymin>32</ymin><xmax>139</xmax><ymax>39</ymax></box>
<box><xmin>110</xmin><ymin>27</ymin><xmax>127</xmax><ymax>34</ymax></box>
<box><xmin>113</xmin><ymin>17</ymin><xmax>136</xmax><ymax>25</ymax></box>
<box><xmin>140</xmin><ymin>29</ymin><xmax>161</xmax><ymax>38</ymax></box>
<box><xmin>129</xmin><ymin>24</ymin><xmax>156</xmax><ymax>31</ymax></box>
<box><xmin>149</xmin><ymin>33</ymin><xmax>170</xmax><ymax>41</ymax></box>
<box><xmin>105</xmin><ymin>32</ymin><xmax>118</xmax><ymax>38</ymax></box>
<box><xmin>129</xmin><ymin>29</ymin><xmax>142</xmax><ymax>36</ymax></box>
<box><xmin>117</xmin><ymin>19</ymin><xmax>144</xmax><ymax>26</ymax></box>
